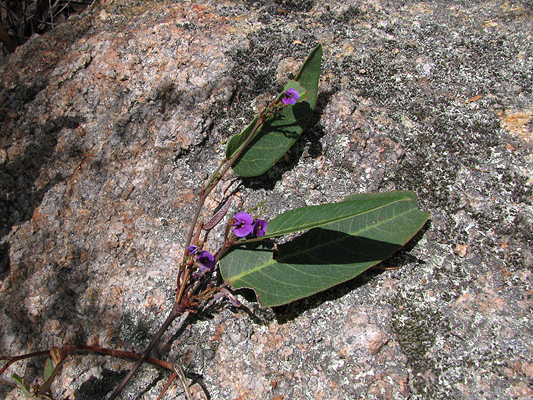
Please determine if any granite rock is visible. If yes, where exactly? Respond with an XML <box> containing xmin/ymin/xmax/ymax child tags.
<box><xmin>1</xmin><ymin>0</ymin><xmax>532</xmax><ymax>399</ymax></box>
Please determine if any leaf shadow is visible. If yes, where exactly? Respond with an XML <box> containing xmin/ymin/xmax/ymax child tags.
<box><xmin>276</xmin><ymin>227</ymin><xmax>403</xmax><ymax>265</ymax></box>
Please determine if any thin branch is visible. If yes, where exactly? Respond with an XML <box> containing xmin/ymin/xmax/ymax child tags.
<box><xmin>106</xmin><ymin>303</ymin><xmax>187</xmax><ymax>400</ymax></box>
<box><xmin>175</xmin><ymin>364</ymin><xmax>193</xmax><ymax>400</ymax></box>
<box><xmin>0</xmin><ymin>350</ymin><xmax>51</xmax><ymax>376</ymax></box>
<box><xmin>156</xmin><ymin>371</ymin><xmax>178</xmax><ymax>400</ymax></box>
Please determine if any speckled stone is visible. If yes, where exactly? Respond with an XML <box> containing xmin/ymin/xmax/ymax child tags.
<box><xmin>1</xmin><ymin>0</ymin><xmax>532</xmax><ymax>399</ymax></box>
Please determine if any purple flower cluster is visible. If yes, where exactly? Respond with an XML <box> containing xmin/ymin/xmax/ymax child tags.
<box><xmin>187</xmin><ymin>245</ymin><xmax>215</xmax><ymax>274</ymax></box>
<box><xmin>232</xmin><ymin>212</ymin><xmax>268</xmax><ymax>238</ymax></box>
<box><xmin>186</xmin><ymin>212</ymin><xmax>268</xmax><ymax>276</ymax></box>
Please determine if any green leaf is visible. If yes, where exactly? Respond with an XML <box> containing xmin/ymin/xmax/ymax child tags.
<box><xmin>43</xmin><ymin>357</ymin><xmax>55</xmax><ymax>382</ymax></box>
<box><xmin>13</xmin><ymin>374</ymin><xmax>38</xmax><ymax>400</ymax></box>
<box><xmin>265</xmin><ymin>191</ymin><xmax>422</xmax><ymax>238</ymax></box>
<box><xmin>219</xmin><ymin>191</ymin><xmax>429</xmax><ymax>307</ymax></box>
<box><xmin>36</xmin><ymin>355</ymin><xmax>63</xmax><ymax>397</ymax></box>
<box><xmin>226</xmin><ymin>44</ymin><xmax>322</xmax><ymax>177</ymax></box>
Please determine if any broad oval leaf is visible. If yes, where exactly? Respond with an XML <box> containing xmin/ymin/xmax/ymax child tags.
<box><xmin>226</xmin><ymin>44</ymin><xmax>322</xmax><ymax>177</ymax></box>
<box><xmin>265</xmin><ymin>191</ymin><xmax>422</xmax><ymax>238</ymax></box>
<box><xmin>219</xmin><ymin>191</ymin><xmax>429</xmax><ymax>307</ymax></box>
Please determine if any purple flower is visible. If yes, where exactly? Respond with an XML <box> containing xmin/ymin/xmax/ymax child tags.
<box><xmin>253</xmin><ymin>219</ymin><xmax>268</xmax><ymax>237</ymax></box>
<box><xmin>233</xmin><ymin>212</ymin><xmax>254</xmax><ymax>237</ymax></box>
<box><xmin>187</xmin><ymin>245</ymin><xmax>198</xmax><ymax>255</ymax></box>
<box><xmin>282</xmin><ymin>88</ymin><xmax>300</xmax><ymax>105</ymax></box>
<box><xmin>196</xmin><ymin>250</ymin><xmax>215</xmax><ymax>273</ymax></box>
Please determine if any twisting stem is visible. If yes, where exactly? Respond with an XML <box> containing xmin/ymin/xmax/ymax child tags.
<box><xmin>182</xmin><ymin>115</ymin><xmax>263</xmax><ymax>257</ymax></box>
<box><xmin>107</xmin><ymin>303</ymin><xmax>186</xmax><ymax>400</ymax></box>
<box><xmin>182</xmin><ymin>190</ymin><xmax>209</xmax><ymax>261</ymax></box>
<box><xmin>109</xmin><ymin>105</ymin><xmax>272</xmax><ymax>399</ymax></box>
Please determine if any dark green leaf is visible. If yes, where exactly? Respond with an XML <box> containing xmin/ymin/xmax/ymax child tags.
<box><xmin>265</xmin><ymin>191</ymin><xmax>422</xmax><ymax>238</ymax></box>
<box><xmin>226</xmin><ymin>44</ymin><xmax>322</xmax><ymax>177</ymax></box>
<box><xmin>219</xmin><ymin>191</ymin><xmax>429</xmax><ymax>307</ymax></box>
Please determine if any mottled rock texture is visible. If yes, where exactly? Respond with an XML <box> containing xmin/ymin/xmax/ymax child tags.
<box><xmin>1</xmin><ymin>0</ymin><xmax>532</xmax><ymax>399</ymax></box>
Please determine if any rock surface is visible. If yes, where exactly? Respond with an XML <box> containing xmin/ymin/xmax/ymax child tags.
<box><xmin>1</xmin><ymin>0</ymin><xmax>532</xmax><ymax>399</ymax></box>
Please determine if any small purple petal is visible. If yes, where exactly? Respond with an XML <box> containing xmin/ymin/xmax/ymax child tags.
<box><xmin>234</xmin><ymin>225</ymin><xmax>253</xmax><ymax>237</ymax></box>
<box><xmin>282</xmin><ymin>88</ymin><xmax>300</xmax><ymax>105</ymax></box>
<box><xmin>234</xmin><ymin>212</ymin><xmax>253</xmax><ymax>225</ymax></box>
<box><xmin>253</xmin><ymin>219</ymin><xmax>268</xmax><ymax>237</ymax></box>
<box><xmin>233</xmin><ymin>212</ymin><xmax>254</xmax><ymax>237</ymax></box>
<box><xmin>196</xmin><ymin>250</ymin><xmax>215</xmax><ymax>272</ymax></box>
<box><xmin>187</xmin><ymin>245</ymin><xmax>198</xmax><ymax>255</ymax></box>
